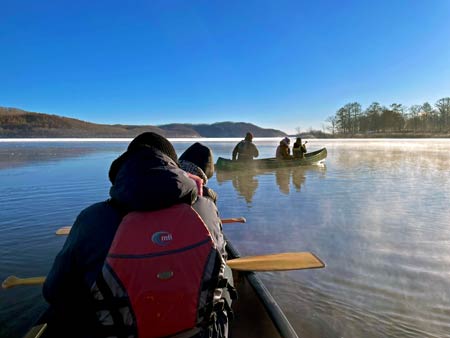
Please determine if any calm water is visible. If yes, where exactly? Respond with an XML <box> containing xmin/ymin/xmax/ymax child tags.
<box><xmin>1</xmin><ymin>138</ymin><xmax>450</xmax><ymax>338</ymax></box>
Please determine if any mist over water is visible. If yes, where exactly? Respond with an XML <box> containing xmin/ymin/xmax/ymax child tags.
<box><xmin>1</xmin><ymin>139</ymin><xmax>450</xmax><ymax>338</ymax></box>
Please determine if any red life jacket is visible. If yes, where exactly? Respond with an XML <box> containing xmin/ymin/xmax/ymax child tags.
<box><xmin>91</xmin><ymin>203</ymin><xmax>226</xmax><ymax>338</ymax></box>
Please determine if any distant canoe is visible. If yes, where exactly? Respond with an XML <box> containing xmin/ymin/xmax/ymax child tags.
<box><xmin>216</xmin><ymin>147</ymin><xmax>327</xmax><ymax>171</ymax></box>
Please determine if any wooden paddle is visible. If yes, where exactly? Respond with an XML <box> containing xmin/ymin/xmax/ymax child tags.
<box><xmin>2</xmin><ymin>252</ymin><xmax>324</xmax><ymax>288</ymax></box>
<box><xmin>55</xmin><ymin>226</ymin><xmax>72</xmax><ymax>235</ymax></box>
<box><xmin>2</xmin><ymin>276</ymin><xmax>46</xmax><ymax>289</ymax></box>
<box><xmin>221</xmin><ymin>217</ymin><xmax>246</xmax><ymax>224</ymax></box>
<box><xmin>23</xmin><ymin>323</ymin><xmax>47</xmax><ymax>338</ymax></box>
<box><xmin>226</xmin><ymin>252</ymin><xmax>325</xmax><ymax>271</ymax></box>
<box><xmin>55</xmin><ymin>217</ymin><xmax>247</xmax><ymax>235</ymax></box>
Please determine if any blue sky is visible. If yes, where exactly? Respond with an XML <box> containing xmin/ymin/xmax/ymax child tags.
<box><xmin>1</xmin><ymin>0</ymin><xmax>449</xmax><ymax>134</ymax></box>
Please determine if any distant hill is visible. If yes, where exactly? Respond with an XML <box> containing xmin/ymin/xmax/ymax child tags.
<box><xmin>0</xmin><ymin>107</ymin><xmax>287</xmax><ymax>138</ymax></box>
<box><xmin>160</xmin><ymin>122</ymin><xmax>285</xmax><ymax>138</ymax></box>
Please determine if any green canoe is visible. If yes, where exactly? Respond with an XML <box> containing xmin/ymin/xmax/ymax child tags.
<box><xmin>216</xmin><ymin>147</ymin><xmax>327</xmax><ymax>171</ymax></box>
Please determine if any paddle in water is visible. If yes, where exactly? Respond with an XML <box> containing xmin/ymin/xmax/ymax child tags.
<box><xmin>2</xmin><ymin>251</ymin><xmax>325</xmax><ymax>288</ymax></box>
<box><xmin>2</xmin><ymin>276</ymin><xmax>46</xmax><ymax>289</ymax></box>
<box><xmin>227</xmin><ymin>252</ymin><xmax>325</xmax><ymax>271</ymax></box>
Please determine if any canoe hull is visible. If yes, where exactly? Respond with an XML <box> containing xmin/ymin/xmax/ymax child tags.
<box><xmin>227</xmin><ymin>240</ymin><xmax>299</xmax><ymax>338</ymax></box>
<box><xmin>216</xmin><ymin>148</ymin><xmax>327</xmax><ymax>171</ymax></box>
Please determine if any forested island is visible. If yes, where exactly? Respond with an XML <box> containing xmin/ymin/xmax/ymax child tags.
<box><xmin>0</xmin><ymin>107</ymin><xmax>286</xmax><ymax>138</ymax></box>
<box><xmin>324</xmin><ymin>97</ymin><xmax>450</xmax><ymax>138</ymax></box>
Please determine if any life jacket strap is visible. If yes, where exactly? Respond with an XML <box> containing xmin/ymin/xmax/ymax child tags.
<box><xmin>94</xmin><ymin>271</ymin><xmax>135</xmax><ymax>338</ymax></box>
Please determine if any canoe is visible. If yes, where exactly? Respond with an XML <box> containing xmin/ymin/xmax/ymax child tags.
<box><xmin>216</xmin><ymin>148</ymin><xmax>327</xmax><ymax>171</ymax></box>
<box><xmin>22</xmin><ymin>239</ymin><xmax>300</xmax><ymax>338</ymax></box>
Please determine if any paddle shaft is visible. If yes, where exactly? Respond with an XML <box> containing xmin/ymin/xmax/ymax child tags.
<box><xmin>2</xmin><ymin>252</ymin><xmax>324</xmax><ymax>288</ymax></box>
<box><xmin>56</xmin><ymin>217</ymin><xmax>247</xmax><ymax>235</ymax></box>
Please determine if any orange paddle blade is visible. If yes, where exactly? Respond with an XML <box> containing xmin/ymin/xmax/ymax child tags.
<box><xmin>227</xmin><ymin>252</ymin><xmax>325</xmax><ymax>271</ymax></box>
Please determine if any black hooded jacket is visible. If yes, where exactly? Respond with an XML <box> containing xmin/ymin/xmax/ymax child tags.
<box><xmin>43</xmin><ymin>147</ymin><xmax>226</xmax><ymax>337</ymax></box>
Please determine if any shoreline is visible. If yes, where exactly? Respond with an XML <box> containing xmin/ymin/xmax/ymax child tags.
<box><xmin>1</xmin><ymin>136</ymin><xmax>450</xmax><ymax>143</ymax></box>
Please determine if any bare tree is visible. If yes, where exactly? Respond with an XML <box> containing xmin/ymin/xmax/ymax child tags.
<box><xmin>408</xmin><ymin>105</ymin><xmax>422</xmax><ymax>132</ymax></box>
<box><xmin>436</xmin><ymin>98</ymin><xmax>450</xmax><ymax>132</ymax></box>
<box><xmin>325</xmin><ymin>116</ymin><xmax>337</xmax><ymax>135</ymax></box>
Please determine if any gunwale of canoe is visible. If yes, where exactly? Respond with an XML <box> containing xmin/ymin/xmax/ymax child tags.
<box><xmin>227</xmin><ymin>239</ymin><xmax>299</xmax><ymax>338</ymax></box>
<box><xmin>216</xmin><ymin>148</ymin><xmax>327</xmax><ymax>171</ymax></box>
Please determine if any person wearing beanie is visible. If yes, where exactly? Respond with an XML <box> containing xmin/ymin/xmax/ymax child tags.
<box><xmin>276</xmin><ymin>137</ymin><xmax>292</xmax><ymax>159</ymax></box>
<box><xmin>42</xmin><ymin>132</ymin><xmax>233</xmax><ymax>338</ymax></box>
<box><xmin>108</xmin><ymin>131</ymin><xmax>179</xmax><ymax>184</ymax></box>
<box><xmin>231</xmin><ymin>131</ymin><xmax>259</xmax><ymax>161</ymax></box>
<box><xmin>293</xmin><ymin>137</ymin><xmax>308</xmax><ymax>158</ymax></box>
<box><xmin>179</xmin><ymin>142</ymin><xmax>218</xmax><ymax>203</ymax></box>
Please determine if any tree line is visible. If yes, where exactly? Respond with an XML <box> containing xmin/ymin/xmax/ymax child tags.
<box><xmin>326</xmin><ymin>97</ymin><xmax>450</xmax><ymax>135</ymax></box>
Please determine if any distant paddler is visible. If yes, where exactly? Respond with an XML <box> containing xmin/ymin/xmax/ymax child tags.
<box><xmin>293</xmin><ymin>137</ymin><xmax>308</xmax><ymax>158</ymax></box>
<box><xmin>276</xmin><ymin>137</ymin><xmax>292</xmax><ymax>159</ymax></box>
<box><xmin>232</xmin><ymin>132</ymin><xmax>259</xmax><ymax>161</ymax></box>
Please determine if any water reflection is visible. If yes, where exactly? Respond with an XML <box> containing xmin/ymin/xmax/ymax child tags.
<box><xmin>216</xmin><ymin>169</ymin><xmax>259</xmax><ymax>203</ymax></box>
<box><xmin>216</xmin><ymin>164</ymin><xmax>326</xmax><ymax>200</ymax></box>
<box><xmin>0</xmin><ymin>142</ymin><xmax>127</xmax><ymax>170</ymax></box>
<box><xmin>330</xmin><ymin>141</ymin><xmax>450</xmax><ymax>173</ymax></box>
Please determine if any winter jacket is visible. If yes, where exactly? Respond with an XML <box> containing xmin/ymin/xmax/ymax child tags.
<box><xmin>276</xmin><ymin>142</ymin><xmax>291</xmax><ymax>159</ymax></box>
<box><xmin>232</xmin><ymin>140</ymin><xmax>259</xmax><ymax>161</ymax></box>
<box><xmin>292</xmin><ymin>142</ymin><xmax>307</xmax><ymax>158</ymax></box>
<box><xmin>43</xmin><ymin>147</ymin><xmax>229</xmax><ymax>338</ymax></box>
<box><xmin>180</xmin><ymin>159</ymin><xmax>218</xmax><ymax>203</ymax></box>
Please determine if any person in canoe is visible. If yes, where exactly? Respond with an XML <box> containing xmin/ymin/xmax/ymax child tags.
<box><xmin>232</xmin><ymin>132</ymin><xmax>259</xmax><ymax>161</ymax></box>
<box><xmin>42</xmin><ymin>132</ymin><xmax>235</xmax><ymax>338</ymax></box>
<box><xmin>292</xmin><ymin>137</ymin><xmax>307</xmax><ymax>158</ymax></box>
<box><xmin>276</xmin><ymin>137</ymin><xmax>292</xmax><ymax>159</ymax></box>
<box><xmin>179</xmin><ymin>141</ymin><xmax>218</xmax><ymax>203</ymax></box>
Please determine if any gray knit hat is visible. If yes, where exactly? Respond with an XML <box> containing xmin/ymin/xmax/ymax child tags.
<box><xmin>179</xmin><ymin>142</ymin><xmax>214</xmax><ymax>181</ymax></box>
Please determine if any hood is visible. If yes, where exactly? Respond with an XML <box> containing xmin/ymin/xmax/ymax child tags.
<box><xmin>109</xmin><ymin>147</ymin><xmax>197</xmax><ymax>211</ymax></box>
<box><xmin>179</xmin><ymin>142</ymin><xmax>215</xmax><ymax>182</ymax></box>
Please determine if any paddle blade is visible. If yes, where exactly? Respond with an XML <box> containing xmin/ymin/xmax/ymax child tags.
<box><xmin>55</xmin><ymin>226</ymin><xmax>71</xmax><ymax>235</ymax></box>
<box><xmin>222</xmin><ymin>217</ymin><xmax>246</xmax><ymax>224</ymax></box>
<box><xmin>227</xmin><ymin>252</ymin><xmax>325</xmax><ymax>271</ymax></box>
<box><xmin>2</xmin><ymin>275</ymin><xmax>46</xmax><ymax>289</ymax></box>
